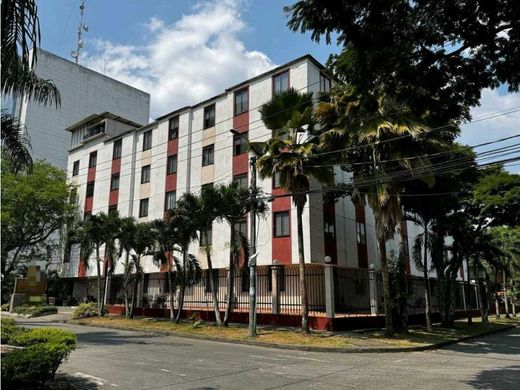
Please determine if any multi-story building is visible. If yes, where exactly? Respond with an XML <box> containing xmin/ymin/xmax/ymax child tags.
<box><xmin>12</xmin><ymin>49</ymin><xmax>151</xmax><ymax>169</ymax></box>
<box><xmin>63</xmin><ymin>55</ymin><xmax>457</xmax><ymax>309</ymax></box>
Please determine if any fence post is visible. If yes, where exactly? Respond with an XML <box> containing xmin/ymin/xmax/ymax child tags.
<box><xmin>324</xmin><ymin>257</ymin><xmax>335</xmax><ymax>318</ymax></box>
<box><xmin>271</xmin><ymin>261</ymin><xmax>280</xmax><ymax>315</ymax></box>
<box><xmin>461</xmin><ymin>282</ymin><xmax>467</xmax><ymax>310</ymax></box>
<box><xmin>369</xmin><ymin>266</ymin><xmax>379</xmax><ymax>316</ymax></box>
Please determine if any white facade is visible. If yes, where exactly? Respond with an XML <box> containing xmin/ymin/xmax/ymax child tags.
<box><xmin>12</xmin><ymin>49</ymin><xmax>150</xmax><ymax>169</ymax></box>
<box><xmin>63</xmin><ymin>55</ymin><xmax>454</xmax><ymax>281</ymax></box>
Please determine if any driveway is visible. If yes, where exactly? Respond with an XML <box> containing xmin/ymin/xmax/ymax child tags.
<box><xmin>15</xmin><ymin>318</ymin><xmax>520</xmax><ymax>389</ymax></box>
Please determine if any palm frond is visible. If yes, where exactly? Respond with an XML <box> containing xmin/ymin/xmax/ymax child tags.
<box><xmin>1</xmin><ymin>111</ymin><xmax>33</xmax><ymax>173</ymax></box>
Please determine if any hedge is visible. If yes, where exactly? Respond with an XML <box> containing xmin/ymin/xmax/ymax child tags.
<box><xmin>12</xmin><ymin>305</ymin><xmax>58</xmax><ymax>317</ymax></box>
<box><xmin>1</xmin><ymin>324</ymin><xmax>77</xmax><ymax>389</ymax></box>
<box><xmin>72</xmin><ymin>302</ymin><xmax>99</xmax><ymax>319</ymax></box>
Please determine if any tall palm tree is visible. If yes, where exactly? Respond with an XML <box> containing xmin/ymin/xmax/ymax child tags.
<box><xmin>175</xmin><ymin>188</ymin><xmax>223</xmax><ymax>325</ymax></box>
<box><xmin>315</xmin><ymin>86</ymin><xmax>434</xmax><ymax>336</ymax></box>
<box><xmin>126</xmin><ymin>222</ymin><xmax>154</xmax><ymax>318</ymax></box>
<box><xmin>214</xmin><ymin>181</ymin><xmax>267</xmax><ymax>327</ymax></box>
<box><xmin>408</xmin><ymin>213</ymin><xmax>435</xmax><ymax>332</ymax></box>
<box><xmin>1</xmin><ymin>112</ymin><xmax>32</xmax><ymax>173</ymax></box>
<box><xmin>117</xmin><ymin>217</ymin><xmax>138</xmax><ymax>317</ymax></box>
<box><xmin>252</xmin><ymin>88</ymin><xmax>333</xmax><ymax>334</ymax></box>
<box><xmin>1</xmin><ymin>0</ymin><xmax>60</xmax><ymax>106</ymax></box>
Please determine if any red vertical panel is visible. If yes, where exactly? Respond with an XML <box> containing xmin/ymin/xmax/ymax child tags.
<box><xmin>111</xmin><ymin>158</ymin><xmax>121</xmax><ymax>174</ymax></box>
<box><xmin>84</xmin><ymin>197</ymin><xmax>93</xmax><ymax>212</ymax></box>
<box><xmin>232</xmin><ymin>153</ymin><xmax>248</xmax><ymax>175</ymax></box>
<box><xmin>167</xmin><ymin>139</ymin><xmax>179</xmax><ymax>155</ymax></box>
<box><xmin>272</xmin><ymin>188</ymin><xmax>292</xmax><ymax>264</ymax></box>
<box><xmin>87</xmin><ymin>167</ymin><xmax>96</xmax><ymax>182</ymax></box>
<box><xmin>165</xmin><ymin>173</ymin><xmax>177</xmax><ymax>192</ymax></box>
<box><xmin>108</xmin><ymin>190</ymin><xmax>119</xmax><ymax>206</ymax></box>
<box><xmin>78</xmin><ymin>260</ymin><xmax>87</xmax><ymax>277</ymax></box>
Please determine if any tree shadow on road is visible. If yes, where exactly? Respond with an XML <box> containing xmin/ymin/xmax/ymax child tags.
<box><xmin>443</xmin><ymin>328</ymin><xmax>520</xmax><ymax>355</ymax></box>
<box><xmin>49</xmin><ymin>373</ymin><xmax>100</xmax><ymax>389</ymax></box>
<box><xmin>465</xmin><ymin>365</ymin><xmax>520</xmax><ymax>389</ymax></box>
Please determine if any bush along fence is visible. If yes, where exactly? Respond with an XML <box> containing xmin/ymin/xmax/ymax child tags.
<box><xmin>99</xmin><ymin>263</ymin><xmax>507</xmax><ymax>330</ymax></box>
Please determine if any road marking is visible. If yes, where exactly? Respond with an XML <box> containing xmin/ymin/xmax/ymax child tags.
<box><xmin>73</xmin><ymin>372</ymin><xmax>106</xmax><ymax>386</ymax></box>
<box><xmin>250</xmin><ymin>354</ymin><xmax>285</xmax><ymax>361</ymax></box>
<box><xmin>278</xmin><ymin>355</ymin><xmax>331</xmax><ymax>363</ymax></box>
<box><xmin>161</xmin><ymin>368</ymin><xmax>186</xmax><ymax>376</ymax></box>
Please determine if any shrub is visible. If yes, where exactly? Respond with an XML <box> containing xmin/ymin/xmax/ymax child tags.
<box><xmin>12</xmin><ymin>305</ymin><xmax>58</xmax><ymax>317</ymax></box>
<box><xmin>1</xmin><ymin>318</ymin><xmax>27</xmax><ymax>344</ymax></box>
<box><xmin>2</xmin><ymin>327</ymin><xmax>77</xmax><ymax>388</ymax></box>
<box><xmin>72</xmin><ymin>302</ymin><xmax>99</xmax><ymax>319</ymax></box>
<box><xmin>1</xmin><ymin>317</ymin><xmax>16</xmax><ymax>326</ymax></box>
<box><xmin>2</xmin><ymin>344</ymin><xmax>60</xmax><ymax>389</ymax></box>
<box><xmin>2</xmin><ymin>303</ymin><xmax>10</xmax><ymax>311</ymax></box>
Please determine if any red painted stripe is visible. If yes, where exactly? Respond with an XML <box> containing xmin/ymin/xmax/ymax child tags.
<box><xmin>111</xmin><ymin>158</ymin><xmax>121</xmax><ymax>174</ymax></box>
<box><xmin>87</xmin><ymin>167</ymin><xmax>96</xmax><ymax>182</ymax></box>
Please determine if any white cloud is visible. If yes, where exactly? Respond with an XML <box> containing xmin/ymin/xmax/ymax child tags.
<box><xmin>82</xmin><ymin>0</ymin><xmax>275</xmax><ymax>118</ymax></box>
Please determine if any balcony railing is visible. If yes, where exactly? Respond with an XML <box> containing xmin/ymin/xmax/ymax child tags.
<box><xmin>82</xmin><ymin>123</ymin><xmax>105</xmax><ymax>141</ymax></box>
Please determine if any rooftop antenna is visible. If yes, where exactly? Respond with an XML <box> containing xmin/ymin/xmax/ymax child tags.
<box><xmin>71</xmin><ymin>0</ymin><xmax>88</xmax><ymax>64</ymax></box>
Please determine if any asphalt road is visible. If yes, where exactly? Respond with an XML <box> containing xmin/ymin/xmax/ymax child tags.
<box><xmin>16</xmin><ymin>317</ymin><xmax>520</xmax><ymax>390</ymax></box>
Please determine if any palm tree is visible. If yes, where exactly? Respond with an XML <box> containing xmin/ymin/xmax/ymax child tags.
<box><xmin>315</xmin><ymin>86</ymin><xmax>435</xmax><ymax>336</ymax></box>
<box><xmin>214</xmin><ymin>181</ymin><xmax>267</xmax><ymax>327</ymax></box>
<box><xmin>175</xmin><ymin>188</ymin><xmax>223</xmax><ymax>325</ymax></box>
<box><xmin>1</xmin><ymin>112</ymin><xmax>32</xmax><ymax>173</ymax></box>
<box><xmin>126</xmin><ymin>222</ymin><xmax>154</xmax><ymax>318</ymax></box>
<box><xmin>1</xmin><ymin>0</ymin><xmax>60</xmax><ymax>106</ymax></box>
<box><xmin>408</xmin><ymin>213</ymin><xmax>434</xmax><ymax>332</ymax></box>
<box><xmin>252</xmin><ymin>88</ymin><xmax>333</xmax><ymax>334</ymax></box>
<box><xmin>117</xmin><ymin>217</ymin><xmax>138</xmax><ymax>317</ymax></box>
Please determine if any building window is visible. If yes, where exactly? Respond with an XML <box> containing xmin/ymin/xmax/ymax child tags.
<box><xmin>235</xmin><ymin>218</ymin><xmax>247</xmax><ymax>239</ymax></box>
<box><xmin>113</xmin><ymin>139</ymin><xmax>122</xmax><ymax>159</ymax></box>
<box><xmin>234</xmin><ymin>88</ymin><xmax>248</xmax><ymax>115</ymax></box>
<box><xmin>356</xmin><ymin>221</ymin><xmax>367</xmax><ymax>245</ymax></box>
<box><xmin>141</xmin><ymin>165</ymin><xmax>151</xmax><ymax>183</ymax></box>
<box><xmin>139</xmin><ymin>198</ymin><xmax>149</xmax><ymax>218</ymax></box>
<box><xmin>167</xmin><ymin>155</ymin><xmax>177</xmax><ymax>175</ymax></box>
<box><xmin>319</xmin><ymin>73</ymin><xmax>331</xmax><ymax>93</ymax></box>
<box><xmin>108</xmin><ymin>204</ymin><xmax>118</xmax><ymax>214</ymax></box>
<box><xmin>202</xmin><ymin>145</ymin><xmax>214</xmax><ymax>166</ymax></box>
<box><xmin>88</xmin><ymin>151</ymin><xmax>97</xmax><ymax>168</ymax></box>
<box><xmin>72</xmin><ymin>160</ymin><xmax>80</xmax><ymax>176</ymax></box>
<box><xmin>233</xmin><ymin>174</ymin><xmax>248</xmax><ymax>189</ymax></box>
<box><xmin>273</xmin><ymin>71</ymin><xmax>289</xmax><ymax>94</ymax></box>
<box><xmin>203</xmin><ymin>104</ymin><xmax>215</xmax><ymax>129</ymax></box>
<box><xmin>205</xmin><ymin>269</ymin><xmax>219</xmax><ymax>293</ymax></box>
<box><xmin>274</xmin><ymin>211</ymin><xmax>290</xmax><ymax>237</ymax></box>
<box><xmin>165</xmin><ymin>191</ymin><xmax>176</xmax><ymax>211</ymax></box>
<box><xmin>169</xmin><ymin>116</ymin><xmax>179</xmax><ymax>140</ymax></box>
<box><xmin>273</xmin><ymin>172</ymin><xmax>282</xmax><ymax>189</ymax></box>
<box><xmin>110</xmin><ymin>173</ymin><xmax>120</xmax><ymax>191</ymax></box>
<box><xmin>86</xmin><ymin>182</ymin><xmax>95</xmax><ymax>198</ymax></box>
<box><xmin>200</xmin><ymin>228</ymin><xmax>212</xmax><ymax>246</ymax></box>
<box><xmin>70</xmin><ymin>188</ymin><xmax>78</xmax><ymax>204</ymax></box>
<box><xmin>143</xmin><ymin>130</ymin><xmax>152</xmax><ymax>151</ymax></box>
<box><xmin>201</xmin><ymin>183</ymin><xmax>213</xmax><ymax>193</ymax></box>
<box><xmin>233</xmin><ymin>132</ymin><xmax>248</xmax><ymax>155</ymax></box>
<box><xmin>324</xmin><ymin>213</ymin><xmax>335</xmax><ymax>240</ymax></box>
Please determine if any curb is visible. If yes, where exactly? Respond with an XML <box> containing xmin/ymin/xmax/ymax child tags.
<box><xmin>66</xmin><ymin>320</ymin><xmax>517</xmax><ymax>354</ymax></box>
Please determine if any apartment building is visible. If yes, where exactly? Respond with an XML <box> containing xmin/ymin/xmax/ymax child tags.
<box><xmin>63</xmin><ymin>55</ymin><xmax>437</xmax><ymax>289</ymax></box>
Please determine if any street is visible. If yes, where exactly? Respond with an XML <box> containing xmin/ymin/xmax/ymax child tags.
<box><xmin>16</xmin><ymin>317</ymin><xmax>520</xmax><ymax>389</ymax></box>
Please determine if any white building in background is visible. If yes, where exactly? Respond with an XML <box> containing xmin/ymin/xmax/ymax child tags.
<box><xmin>63</xmin><ymin>55</ymin><xmax>456</xmax><ymax>299</ymax></box>
<box><xmin>12</xmin><ymin>49</ymin><xmax>150</xmax><ymax>169</ymax></box>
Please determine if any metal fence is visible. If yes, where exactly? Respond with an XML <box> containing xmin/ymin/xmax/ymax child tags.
<box><xmin>106</xmin><ymin>265</ymin><xmax>477</xmax><ymax>317</ymax></box>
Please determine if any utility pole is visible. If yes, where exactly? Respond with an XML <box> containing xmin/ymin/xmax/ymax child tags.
<box><xmin>249</xmin><ymin>155</ymin><xmax>258</xmax><ymax>337</ymax></box>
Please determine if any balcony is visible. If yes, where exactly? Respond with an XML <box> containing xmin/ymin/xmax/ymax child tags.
<box><xmin>83</xmin><ymin>123</ymin><xmax>106</xmax><ymax>141</ymax></box>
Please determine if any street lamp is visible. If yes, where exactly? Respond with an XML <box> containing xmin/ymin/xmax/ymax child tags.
<box><xmin>230</xmin><ymin>128</ymin><xmax>258</xmax><ymax>337</ymax></box>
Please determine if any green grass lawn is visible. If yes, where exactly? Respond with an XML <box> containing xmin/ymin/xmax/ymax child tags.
<box><xmin>70</xmin><ymin>315</ymin><xmax>519</xmax><ymax>350</ymax></box>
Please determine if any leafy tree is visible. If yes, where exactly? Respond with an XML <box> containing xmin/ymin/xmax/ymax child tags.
<box><xmin>1</xmin><ymin>161</ymin><xmax>73</xmax><ymax>301</ymax></box>
<box><xmin>252</xmin><ymin>88</ymin><xmax>333</xmax><ymax>334</ymax></box>
<box><xmin>286</xmin><ymin>0</ymin><xmax>520</xmax><ymax>121</ymax></box>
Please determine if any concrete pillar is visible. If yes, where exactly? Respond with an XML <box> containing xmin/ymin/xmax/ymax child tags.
<box><xmin>324</xmin><ymin>263</ymin><xmax>335</xmax><ymax>318</ymax></box>
<box><xmin>369</xmin><ymin>268</ymin><xmax>379</xmax><ymax>316</ymax></box>
<box><xmin>271</xmin><ymin>263</ymin><xmax>280</xmax><ymax>315</ymax></box>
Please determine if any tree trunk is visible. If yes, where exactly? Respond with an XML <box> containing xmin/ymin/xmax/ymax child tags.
<box><xmin>223</xmin><ymin>254</ymin><xmax>236</xmax><ymax>326</ymax></box>
<box><xmin>503</xmin><ymin>269</ymin><xmax>510</xmax><ymax>318</ymax></box>
<box><xmin>168</xmin><ymin>271</ymin><xmax>175</xmax><ymax>321</ymax></box>
<box><xmin>465</xmin><ymin>256</ymin><xmax>473</xmax><ymax>325</ymax></box>
<box><xmin>296</xmin><ymin>203</ymin><xmax>309</xmax><ymax>334</ymax></box>
<box><xmin>175</xmin><ymin>252</ymin><xmax>187</xmax><ymax>324</ymax></box>
<box><xmin>495</xmin><ymin>272</ymin><xmax>501</xmax><ymax>319</ymax></box>
<box><xmin>206</xmin><ymin>242</ymin><xmax>222</xmax><ymax>326</ymax></box>
<box><xmin>378</xmin><ymin>235</ymin><xmax>394</xmax><ymax>336</ymax></box>
<box><xmin>124</xmin><ymin>252</ymin><xmax>130</xmax><ymax>318</ymax></box>
<box><xmin>397</xmin><ymin>232</ymin><xmax>408</xmax><ymax>334</ymax></box>
<box><xmin>95</xmin><ymin>246</ymin><xmax>103</xmax><ymax>316</ymax></box>
<box><xmin>423</xmin><ymin>230</ymin><xmax>433</xmax><ymax>332</ymax></box>
<box><xmin>129</xmin><ymin>273</ymin><xmax>138</xmax><ymax>319</ymax></box>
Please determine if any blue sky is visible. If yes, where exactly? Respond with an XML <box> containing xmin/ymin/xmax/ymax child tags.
<box><xmin>37</xmin><ymin>0</ymin><xmax>519</xmax><ymax>172</ymax></box>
